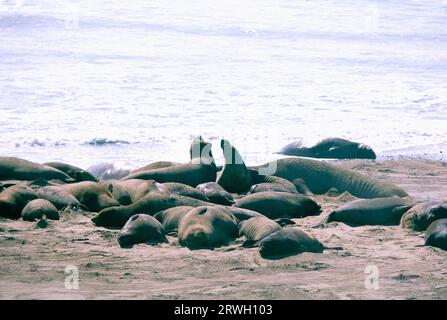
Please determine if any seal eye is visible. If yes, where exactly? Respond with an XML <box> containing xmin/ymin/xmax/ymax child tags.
<box><xmin>131</xmin><ymin>214</ymin><xmax>139</xmax><ymax>221</ymax></box>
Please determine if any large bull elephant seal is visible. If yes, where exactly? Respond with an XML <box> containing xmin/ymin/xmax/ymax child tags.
<box><xmin>60</xmin><ymin>181</ymin><xmax>120</xmax><ymax>212</ymax></box>
<box><xmin>324</xmin><ymin>197</ymin><xmax>415</xmax><ymax>226</ymax></box>
<box><xmin>278</xmin><ymin>138</ymin><xmax>376</xmax><ymax>159</ymax></box>
<box><xmin>235</xmin><ymin>191</ymin><xmax>321</xmax><ymax>219</ymax></box>
<box><xmin>425</xmin><ymin>219</ymin><xmax>447</xmax><ymax>250</ymax></box>
<box><xmin>253</xmin><ymin>157</ymin><xmax>408</xmax><ymax>199</ymax></box>
<box><xmin>153</xmin><ymin>206</ymin><xmax>194</xmax><ymax>235</ymax></box>
<box><xmin>36</xmin><ymin>186</ymin><xmax>83</xmax><ymax>210</ymax></box>
<box><xmin>121</xmin><ymin>137</ymin><xmax>216</xmax><ymax>187</ymax></box>
<box><xmin>43</xmin><ymin>162</ymin><xmax>97</xmax><ymax>182</ymax></box>
<box><xmin>0</xmin><ymin>157</ymin><xmax>74</xmax><ymax>182</ymax></box>
<box><xmin>178</xmin><ymin>206</ymin><xmax>238</xmax><ymax>250</ymax></box>
<box><xmin>21</xmin><ymin>199</ymin><xmax>59</xmax><ymax>221</ymax></box>
<box><xmin>216</xmin><ymin>139</ymin><xmax>252</xmax><ymax>193</ymax></box>
<box><xmin>0</xmin><ymin>185</ymin><xmax>38</xmax><ymax>219</ymax></box>
<box><xmin>117</xmin><ymin>214</ymin><xmax>168</xmax><ymax>248</ymax></box>
<box><xmin>91</xmin><ymin>193</ymin><xmax>214</xmax><ymax>228</ymax></box>
<box><xmin>400</xmin><ymin>202</ymin><xmax>447</xmax><ymax>231</ymax></box>
<box><xmin>196</xmin><ymin>182</ymin><xmax>235</xmax><ymax>205</ymax></box>
<box><xmin>258</xmin><ymin>227</ymin><xmax>340</xmax><ymax>259</ymax></box>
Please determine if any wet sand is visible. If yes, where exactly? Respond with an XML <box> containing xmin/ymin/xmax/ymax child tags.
<box><xmin>1</xmin><ymin>159</ymin><xmax>446</xmax><ymax>300</ymax></box>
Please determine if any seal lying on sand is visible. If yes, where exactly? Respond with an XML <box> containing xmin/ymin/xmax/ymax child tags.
<box><xmin>178</xmin><ymin>206</ymin><xmax>238</xmax><ymax>250</ymax></box>
<box><xmin>258</xmin><ymin>227</ymin><xmax>341</xmax><ymax>259</ymax></box>
<box><xmin>0</xmin><ymin>185</ymin><xmax>38</xmax><ymax>219</ymax></box>
<box><xmin>117</xmin><ymin>214</ymin><xmax>168</xmax><ymax>248</ymax></box>
<box><xmin>36</xmin><ymin>186</ymin><xmax>83</xmax><ymax>210</ymax></box>
<box><xmin>196</xmin><ymin>182</ymin><xmax>235</xmax><ymax>205</ymax></box>
<box><xmin>278</xmin><ymin>138</ymin><xmax>376</xmax><ymax>159</ymax></box>
<box><xmin>239</xmin><ymin>217</ymin><xmax>282</xmax><ymax>246</ymax></box>
<box><xmin>0</xmin><ymin>157</ymin><xmax>74</xmax><ymax>182</ymax></box>
<box><xmin>216</xmin><ymin>139</ymin><xmax>252</xmax><ymax>193</ymax></box>
<box><xmin>235</xmin><ymin>191</ymin><xmax>321</xmax><ymax>219</ymax></box>
<box><xmin>91</xmin><ymin>192</ymin><xmax>214</xmax><ymax>228</ymax></box>
<box><xmin>425</xmin><ymin>219</ymin><xmax>447</xmax><ymax>250</ymax></box>
<box><xmin>324</xmin><ymin>197</ymin><xmax>415</xmax><ymax>226</ymax></box>
<box><xmin>60</xmin><ymin>181</ymin><xmax>120</xmax><ymax>212</ymax></box>
<box><xmin>400</xmin><ymin>202</ymin><xmax>447</xmax><ymax>231</ymax></box>
<box><xmin>21</xmin><ymin>199</ymin><xmax>59</xmax><ymax>221</ymax></box>
<box><xmin>43</xmin><ymin>161</ymin><xmax>97</xmax><ymax>182</ymax></box>
<box><xmin>253</xmin><ymin>157</ymin><xmax>408</xmax><ymax>199</ymax></box>
<box><xmin>153</xmin><ymin>206</ymin><xmax>194</xmax><ymax>235</ymax></box>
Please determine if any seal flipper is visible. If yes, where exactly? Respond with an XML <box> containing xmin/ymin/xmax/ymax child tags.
<box><xmin>274</xmin><ymin>218</ymin><xmax>296</xmax><ymax>227</ymax></box>
<box><xmin>242</xmin><ymin>239</ymin><xmax>260</xmax><ymax>248</ymax></box>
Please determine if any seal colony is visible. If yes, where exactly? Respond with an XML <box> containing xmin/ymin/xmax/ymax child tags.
<box><xmin>0</xmin><ymin>137</ymin><xmax>446</xmax><ymax>260</ymax></box>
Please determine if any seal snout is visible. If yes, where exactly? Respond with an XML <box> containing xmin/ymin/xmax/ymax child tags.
<box><xmin>184</xmin><ymin>228</ymin><xmax>209</xmax><ymax>249</ymax></box>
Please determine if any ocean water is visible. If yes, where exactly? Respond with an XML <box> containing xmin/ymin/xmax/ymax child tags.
<box><xmin>1</xmin><ymin>0</ymin><xmax>447</xmax><ymax>170</ymax></box>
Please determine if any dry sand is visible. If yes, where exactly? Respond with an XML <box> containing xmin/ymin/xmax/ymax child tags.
<box><xmin>1</xmin><ymin>159</ymin><xmax>446</xmax><ymax>300</ymax></box>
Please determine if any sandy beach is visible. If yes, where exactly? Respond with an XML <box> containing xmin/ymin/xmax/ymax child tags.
<box><xmin>0</xmin><ymin>159</ymin><xmax>446</xmax><ymax>300</ymax></box>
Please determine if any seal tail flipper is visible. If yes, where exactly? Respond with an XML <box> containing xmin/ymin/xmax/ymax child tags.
<box><xmin>323</xmin><ymin>246</ymin><xmax>344</xmax><ymax>251</ymax></box>
<box><xmin>242</xmin><ymin>239</ymin><xmax>260</xmax><ymax>248</ymax></box>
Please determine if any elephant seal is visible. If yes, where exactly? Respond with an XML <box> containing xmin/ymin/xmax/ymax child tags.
<box><xmin>103</xmin><ymin>179</ymin><xmax>157</xmax><ymax>203</ymax></box>
<box><xmin>216</xmin><ymin>139</ymin><xmax>252</xmax><ymax>193</ymax></box>
<box><xmin>401</xmin><ymin>202</ymin><xmax>447</xmax><ymax>231</ymax></box>
<box><xmin>87</xmin><ymin>162</ymin><xmax>131</xmax><ymax>180</ymax></box>
<box><xmin>425</xmin><ymin>219</ymin><xmax>447</xmax><ymax>250</ymax></box>
<box><xmin>196</xmin><ymin>182</ymin><xmax>235</xmax><ymax>205</ymax></box>
<box><xmin>253</xmin><ymin>157</ymin><xmax>408</xmax><ymax>199</ymax></box>
<box><xmin>130</xmin><ymin>161</ymin><xmax>179</xmax><ymax>174</ymax></box>
<box><xmin>60</xmin><ymin>181</ymin><xmax>120</xmax><ymax>212</ymax></box>
<box><xmin>178</xmin><ymin>206</ymin><xmax>238</xmax><ymax>250</ymax></box>
<box><xmin>258</xmin><ymin>227</ymin><xmax>339</xmax><ymax>259</ymax></box>
<box><xmin>43</xmin><ymin>162</ymin><xmax>98</xmax><ymax>182</ymax></box>
<box><xmin>21</xmin><ymin>199</ymin><xmax>59</xmax><ymax>221</ymax></box>
<box><xmin>153</xmin><ymin>206</ymin><xmax>194</xmax><ymax>235</ymax></box>
<box><xmin>0</xmin><ymin>157</ymin><xmax>74</xmax><ymax>182</ymax></box>
<box><xmin>117</xmin><ymin>214</ymin><xmax>168</xmax><ymax>248</ymax></box>
<box><xmin>91</xmin><ymin>192</ymin><xmax>214</xmax><ymax>228</ymax></box>
<box><xmin>324</xmin><ymin>197</ymin><xmax>415</xmax><ymax>226</ymax></box>
<box><xmin>278</xmin><ymin>138</ymin><xmax>376</xmax><ymax>159</ymax></box>
<box><xmin>0</xmin><ymin>185</ymin><xmax>38</xmax><ymax>219</ymax></box>
<box><xmin>239</xmin><ymin>217</ymin><xmax>282</xmax><ymax>246</ymax></box>
<box><xmin>235</xmin><ymin>192</ymin><xmax>321</xmax><ymax>219</ymax></box>
<box><xmin>249</xmin><ymin>182</ymin><xmax>298</xmax><ymax>195</ymax></box>
<box><xmin>121</xmin><ymin>137</ymin><xmax>216</xmax><ymax>187</ymax></box>
<box><xmin>153</xmin><ymin>182</ymin><xmax>210</xmax><ymax>202</ymax></box>
<box><xmin>36</xmin><ymin>186</ymin><xmax>83</xmax><ymax>210</ymax></box>
<box><xmin>226</xmin><ymin>207</ymin><xmax>265</xmax><ymax>221</ymax></box>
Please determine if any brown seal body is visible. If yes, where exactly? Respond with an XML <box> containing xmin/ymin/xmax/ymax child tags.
<box><xmin>117</xmin><ymin>214</ymin><xmax>168</xmax><ymax>248</ymax></box>
<box><xmin>239</xmin><ymin>217</ymin><xmax>282</xmax><ymax>242</ymax></box>
<box><xmin>43</xmin><ymin>161</ymin><xmax>97</xmax><ymax>182</ymax></box>
<box><xmin>22</xmin><ymin>199</ymin><xmax>59</xmax><ymax>221</ymax></box>
<box><xmin>400</xmin><ymin>201</ymin><xmax>447</xmax><ymax>231</ymax></box>
<box><xmin>36</xmin><ymin>186</ymin><xmax>83</xmax><ymax>210</ymax></box>
<box><xmin>178</xmin><ymin>206</ymin><xmax>238</xmax><ymax>249</ymax></box>
<box><xmin>153</xmin><ymin>206</ymin><xmax>194</xmax><ymax>234</ymax></box>
<box><xmin>425</xmin><ymin>219</ymin><xmax>447</xmax><ymax>250</ymax></box>
<box><xmin>0</xmin><ymin>185</ymin><xmax>38</xmax><ymax>219</ymax></box>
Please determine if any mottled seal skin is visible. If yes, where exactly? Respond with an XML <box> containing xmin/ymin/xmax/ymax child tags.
<box><xmin>325</xmin><ymin>197</ymin><xmax>415</xmax><ymax>226</ymax></box>
<box><xmin>0</xmin><ymin>185</ymin><xmax>38</xmax><ymax>219</ymax></box>
<box><xmin>196</xmin><ymin>182</ymin><xmax>235</xmax><ymax>205</ymax></box>
<box><xmin>253</xmin><ymin>157</ymin><xmax>408</xmax><ymax>199</ymax></box>
<box><xmin>258</xmin><ymin>227</ymin><xmax>325</xmax><ymax>259</ymax></box>
<box><xmin>21</xmin><ymin>199</ymin><xmax>59</xmax><ymax>221</ymax></box>
<box><xmin>239</xmin><ymin>217</ymin><xmax>281</xmax><ymax>243</ymax></box>
<box><xmin>0</xmin><ymin>157</ymin><xmax>74</xmax><ymax>182</ymax></box>
<box><xmin>36</xmin><ymin>186</ymin><xmax>83</xmax><ymax>210</ymax></box>
<box><xmin>153</xmin><ymin>206</ymin><xmax>194</xmax><ymax>234</ymax></box>
<box><xmin>153</xmin><ymin>182</ymin><xmax>210</xmax><ymax>202</ymax></box>
<box><xmin>278</xmin><ymin>138</ymin><xmax>376</xmax><ymax>159</ymax></box>
<box><xmin>60</xmin><ymin>181</ymin><xmax>120</xmax><ymax>212</ymax></box>
<box><xmin>216</xmin><ymin>139</ymin><xmax>252</xmax><ymax>193</ymax></box>
<box><xmin>117</xmin><ymin>214</ymin><xmax>168</xmax><ymax>248</ymax></box>
<box><xmin>401</xmin><ymin>202</ymin><xmax>447</xmax><ymax>231</ymax></box>
<box><xmin>92</xmin><ymin>193</ymin><xmax>214</xmax><ymax>229</ymax></box>
<box><xmin>425</xmin><ymin>219</ymin><xmax>447</xmax><ymax>250</ymax></box>
<box><xmin>178</xmin><ymin>206</ymin><xmax>238</xmax><ymax>250</ymax></box>
<box><xmin>43</xmin><ymin>162</ymin><xmax>98</xmax><ymax>182</ymax></box>
<box><xmin>235</xmin><ymin>191</ymin><xmax>321</xmax><ymax>219</ymax></box>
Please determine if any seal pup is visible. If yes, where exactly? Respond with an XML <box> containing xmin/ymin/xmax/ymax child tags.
<box><xmin>117</xmin><ymin>214</ymin><xmax>168</xmax><ymax>248</ymax></box>
<box><xmin>216</xmin><ymin>139</ymin><xmax>252</xmax><ymax>193</ymax></box>
<box><xmin>400</xmin><ymin>202</ymin><xmax>447</xmax><ymax>231</ymax></box>
<box><xmin>235</xmin><ymin>191</ymin><xmax>321</xmax><ymax>219</ymax></box>
<box><xmin>424</xmin><ymin>219</ymin><xmax>447</xmax><ymax>250</ymax></box>
<box><xmin>178</xmin><ymin>206</ymin><xmax>238</xmax><ymax>250</ymax></box>
<box><xmin>278</xmin><ymin>138</ymin><xmax>376</xmax><ymax>159</ymax></box>
<box><xmin>0</xmin><ymin>185</ymin><xmax>38</xmax><ymax>219</ymax></box>
<box><xmin>324</xmin><ymin>197</ymin><xmax>415</xmax><ymax>226</ymax></box>
<box><xmin>21</xmin><ymin>199</ymin><xmax>59</xmax><ymax>221</ymax></box>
